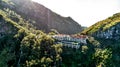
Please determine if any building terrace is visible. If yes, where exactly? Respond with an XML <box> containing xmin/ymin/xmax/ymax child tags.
<box><xmin>52</xmin><ymin>34</ymin><xmax>88</xmax><ymax>49</ymax></box>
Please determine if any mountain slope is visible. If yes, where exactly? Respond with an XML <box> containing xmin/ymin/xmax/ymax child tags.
<box><xmin>0</xmin><ymin>0</ymin><xmax>83</xmax><ymax>34</ymax></box>
<box><xmin>82</xmin><ymin>13</ymin><xmax>120</xmax><ymax>40</ymax></box>
<box><xmin>1</xmin><ymin>1</ymin><xmax>120</xmax><ymax>67</ymax></box>
<box><xmin>0</xmin><ymin>8</ymin><xmax>63</xmax><ymax>67</ymax></box>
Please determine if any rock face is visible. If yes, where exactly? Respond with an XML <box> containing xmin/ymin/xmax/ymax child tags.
<box><xmin>82</xmin><ymin>13</ymin><xmax>120</xmax><ymax>40</ymax></box>
<box><xmin>93</xmin><ymin>23</ymin><xmax>120</xmax><ymax>40</ymax></box>
<box><xmin>0</xmin><ymin>0</ymin><xmax>83</xmax><ymax>34</ymax></box>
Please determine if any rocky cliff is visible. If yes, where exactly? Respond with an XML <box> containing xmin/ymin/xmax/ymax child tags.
<box><xmin>94</xmin><ymin>23</ymin><xmax>120</xmax><ymax>40</ymax></box>
<box><xmin>82</xmin><ymin>13</ymin><xmax>120</xmax><ymax>40</ymax></box>
<box><xmin>0</xmin><ymin>0</ymin><xmax>83</xmax><ymax>34</ymax></box>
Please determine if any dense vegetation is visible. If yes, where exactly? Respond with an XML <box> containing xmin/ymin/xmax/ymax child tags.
<box><xmin>0</xmin><ymin>8</ymin><xmax>62</xmax><ymax>67</ymax></box>
<box><xmin>0</xmin><ymin>0</ymin><xmax>120</xmax><ymax>67</ymax></box>
<box><xmin>82</xmin><ymin>13</ymin><xmax>120</xmax><ymax>35</ymax></box>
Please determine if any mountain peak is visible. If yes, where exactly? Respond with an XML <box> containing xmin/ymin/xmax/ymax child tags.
<box><xmin>1</xmin><ymin>0</ymin><xmax>83</xmax><ymax>34</ymax></box>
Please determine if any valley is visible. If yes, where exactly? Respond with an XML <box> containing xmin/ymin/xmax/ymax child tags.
<box><xmin>0</xmin><ymin>0</ymin><xmax>120</xmax><ymax>67</ymax></box>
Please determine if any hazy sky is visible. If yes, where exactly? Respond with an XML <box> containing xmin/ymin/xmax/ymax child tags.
<box><xmin>32</xmin><ymin>0</ymin><xmax>120</xmax><ymax>27</ymax></box>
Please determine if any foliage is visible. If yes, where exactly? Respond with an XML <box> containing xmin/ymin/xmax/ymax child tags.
<box><xmin>93</xmin><ymin>49</ymin><xmax>112</xmax><ymax>67</ymax></box>
<box><xmin>81</xmin><ymin>13</ymin><xmax>120</xmax><ymax>35</ymax></box>
<box><xmin>0</xmin><ymin>7</ymin><xmax>62</xmax><ymax>67</ymax></box>
<box><xmin>0</xmin><ymin>48</ymin><xmax>15</xmax><ymax>67</ymax></box>
<box><xmin>0</xmin><ymin>1</ymin><xmax>120</xmax><ymax>67</ymax></box>
<box><xmin>2</xmin><ymin>0</ymin><xmax>14</xmax><ymax>5</ymax></box>
<box><xmin>48</xmin><ymin>29</ymin><xmax>59</xmax><ymax>35</ymax></box>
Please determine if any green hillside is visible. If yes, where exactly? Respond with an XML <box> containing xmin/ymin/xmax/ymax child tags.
<box><xmin>1</xmin><ymin>0</ymin><xmax>120</xmax><ymax>67</ymax></box>
<box><xmin>0</xmin><ymin>0</ymin><xmax>83</xmax><ymax>34</ymax></box>
<box><xmin>81</xmin><ymin>13</ymin><xmax>120</xmax><ymax>35</ymax></box>
<box><xmin>0</xmin><ymin>8</ymin><xmax>62</xmax><ymax>67</ymax></box>
<box><xmin>0</xmin><ymin>8</ymin><xmax>116</xmax><ymax>67</ymax></box>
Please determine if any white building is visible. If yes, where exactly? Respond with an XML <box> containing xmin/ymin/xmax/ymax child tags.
<box><xmin>52</xmin><ymin>34</ymin><xmax>88</xmax><ymax>44</ymax></box>
<box><xmin>52</xmin><ymin>34</ymin><xmax>88</xmax><ymax>49</ymax></box>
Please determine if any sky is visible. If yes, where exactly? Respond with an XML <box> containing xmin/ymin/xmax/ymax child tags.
<box><xmin>32</xmin><ymin>0</ymin><xmax>120</xmax><ymax>27</ymax></box>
